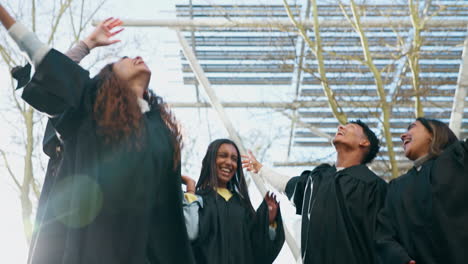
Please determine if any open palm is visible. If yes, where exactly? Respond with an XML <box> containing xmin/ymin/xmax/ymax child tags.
<box><xmin>84</xmin><ymin>17</ymin><xmax>123</xmax><ymax>49</ymax></box>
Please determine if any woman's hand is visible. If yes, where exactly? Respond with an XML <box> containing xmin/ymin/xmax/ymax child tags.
<box><xmin>265</xmin><ymin>191</ymin><xmax>279</xmax><ymax>224</ymax></box>
<box><xmin>83</xmin><ymin>17</ymin><xmax>123</xmax><ymax>50</ymax></box>
<box><xmin>0</xmin><ymin>5</ymin><xmax>16</xmax><ymax>29</ymax></box>
<box><xmin>241</xmin><ymin>150</ymin><xmax>263</xmax><ymax>174</ymax></box>
<box><xmin>181</xmin><ymin>175</ymin><xmax>196</xmax><ymax>194</ymax></box>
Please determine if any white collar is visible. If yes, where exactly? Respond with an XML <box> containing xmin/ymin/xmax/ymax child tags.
<box><xmin>137</xmin><ymin>98</ymin><xmax>150</xmax><ymax>113</ymax></box>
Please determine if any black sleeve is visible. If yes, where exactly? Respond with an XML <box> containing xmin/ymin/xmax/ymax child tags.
<box><xmin>375</xmin><ymin>182</ymin><xmax>411</xmax><ymax>264</ymax></box>
<box><xmin>252</xmin><ymin>200</ymin><xmax>285</xmax><ymax>264</ymax></box>
<box><xmin>285</xmin><ymin>164</ymin><xmax>332</xmax><ymax>215</ymax></box>
<box><xmin>22</xmin><ymin>49</ymin><xmax>91</xmax><ymax>138</ymax></box>
<box><xmin>147</xmin><ymin>166</ymin><xmax>195</xmax><ymax>263</ymax></box>
<box><xmin>42</xmin><ymin>120</ymin><xmax>60</xmax><ymax>157</ymax></box>
<box><xmin>429</xmin><ymin>139</ymin><xmax>468</xmax><ymax>264</ymax></box>
<box><xmin>430</xmin><ymin>139</ymin><xmax>468</xmax><ymax>226</ymax></box>
<box><xmin>285</xmin><ymin>171</ymin><xmax>311</xmax><ymax>215</ymax></box>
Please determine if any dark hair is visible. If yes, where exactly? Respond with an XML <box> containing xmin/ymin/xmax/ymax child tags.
<box><xmin>94</xmin><ymin>63</ymin><xmax>142</xmax><ymax>147</ymax></box>
<box><xmin>145</xmin><ymin>90</ymin><xmax>183</xmax><ymax>170</ymax></box>
<box><xmin>196</xmin><ymin>139</ymin><xmax>255</xmax><ymax>214</ymax></box>
<box><xmin>350</xmin><ymin>120</ymin><xmax>380</xmax><ymax>164</ymax></box>
<box><xmin>93</xmin><ymin>62</ymin><xmax>183</xmax><ymax>169</ymax></box>
<box><xmin>415</xmin><ymin>117</ymin><xmax>458</xmax><ymax>157</ymax></box>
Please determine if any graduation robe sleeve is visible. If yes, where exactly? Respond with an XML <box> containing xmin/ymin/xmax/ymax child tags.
<box><xmin>147</xmin><ymin>165</ymin><xmax>196</xmax><ymax>263</ymax></box>
<box><xmin>285</xmin><ymin>164</ymin><xmax>332</xmax><ymax>215</ymax></box>
<box><xmin>430</xmin><ymin>139</ymin><xmax>468</xmax><ymax>264</ymax></box>
<box><xmin>375</xmin><ymin>180</ymin><xmax>412</xmax><ymax>264</ymax></box>
<box><xmin>252</xmin><ymin>200</ymin><xmax>285</xmax><ymax>264</ymax></box>
<box><xmin>22</xmin><ymin>49</ymin><xmax>91</xmax><ymax>138</ymax></box>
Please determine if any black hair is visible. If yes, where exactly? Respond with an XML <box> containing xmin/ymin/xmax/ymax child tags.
<box><xmin>196</xmin><ymin>138</ymin><xmax>255</xmax><ymax>214</ymax></box>
<box><xmin>350</xmin><ymin>120</ymin><xmax>380</xmax><ymax>164</ymax></box>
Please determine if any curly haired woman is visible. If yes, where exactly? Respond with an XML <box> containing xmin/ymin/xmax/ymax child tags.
<box><xmin>0</xmin><ymin>5</ymin><xmax>194</xmax><ymax>264</ymax></box>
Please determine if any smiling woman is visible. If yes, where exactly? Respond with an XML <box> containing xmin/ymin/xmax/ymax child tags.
<box><xmin>181</xmin><ymin>138</ymin><xmax>285</xmax><ymax>264</ymax></box>
<box><xmin>376</xmin><ymin>118</ymin><xmax>468</xmax><ymax>264</ymax></box>
<box><xmin>213</xmin><ymin>143</ymin><xmax>238</xmax><ymax>188</ymax></box>
<box><xmin>0</xmin><ymin>4</ymin><xmax>194</xmax><ymax>264</ymax></box>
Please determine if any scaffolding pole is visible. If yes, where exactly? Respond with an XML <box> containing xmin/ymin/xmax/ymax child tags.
<box><xmin>176</xmin><ymin>29</ymin><xmax>301</xmax><ymax>261</ymax></box>
<box><xmin>450</xmin><ymin>28</ymin><xmax>468</xmax><ymax>137</ymax></box>
<box><xmin>94</xmin><ymin>18</ymin><xmax>468</xmax><ymax>29</ymax></box>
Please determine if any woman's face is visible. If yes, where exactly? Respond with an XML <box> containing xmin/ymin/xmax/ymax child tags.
<box><xmin>112</xmin><ymin>56</ymin><xmax>151</xmax><ymax>97</ymax></box>
<box><xmin>401</xmin><ymin>120</ymin><xmax>432</xmax><ymax>161</ymax></box>
<box><xmin>215</xmin><ymin>143</ymin><xmax>238</xmax><ymax>188</ymax></box>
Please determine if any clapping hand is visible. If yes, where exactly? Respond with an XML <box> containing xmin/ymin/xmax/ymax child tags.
<box><xmin>264</xmin><ymin>191</ymin><xmax>279</xmax><ymax>224</ymax></box>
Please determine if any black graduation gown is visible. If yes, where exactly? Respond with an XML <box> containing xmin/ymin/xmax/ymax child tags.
<box><xmin>22</xmin><ymin>49</ymin><xmax>195</xmax><ymax>264</ymax></box>
<box><xmin>376</xmin><ymin>139</ymin><xmax>468</xmax><ymax>264</ymax></box>
<box><xmin>285</xmin><ymin>164</ymin><xmax>388</xmax><ymax>264</ymax></box>
<box><xmin>28</xmin><ymin>121</ymin><xmax>62</xmax><ymax>256</ymax></box>
<box><xmin>192</xmin><ymin>190</ymin><xmax>285</xmax><ymax>264</ymax></box>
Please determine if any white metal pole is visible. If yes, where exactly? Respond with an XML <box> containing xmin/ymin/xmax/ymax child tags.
<box><xmin>176</xmin><ymin>29</ymin><xmax>301</xmax><ymax>261</ymax></box>
<box><xmin>450</xmin><ymin>27</ymin><xmax>468</xmax><ymax>138</ymax></box>
<box><xmin>93</xmin><ymin>18</ymin><xmax>468</xmax><ymax>29</ymax></box>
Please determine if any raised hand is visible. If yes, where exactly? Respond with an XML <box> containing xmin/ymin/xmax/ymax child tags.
<box><xmin>241</xmin><ymin>150</ymin><xmax>263</xmax><ymax>173</ymax></box>
<box><xmin>264</xmin><ymin>191</ymin><xmax>279</xmax><ymax>224</ymax></box>
<box><xmin>83</xmin><ymin>17</ymin><xmax>124</xmax><ymax>50</ymax></box>
<box><xmin>0</xmin><ymin>5</ymin><xmax>16</xmax><ymax>29</ymax></box>
<box><xmin>181</xmin><ymin>175</ymin><xmax>196</xmax><ymax>194</ymax></box>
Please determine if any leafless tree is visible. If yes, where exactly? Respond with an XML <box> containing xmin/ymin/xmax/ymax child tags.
<box><xmin>0</xmin><ymin>0</ymin><xmax>108</xmax><ymax>242</ymax></box>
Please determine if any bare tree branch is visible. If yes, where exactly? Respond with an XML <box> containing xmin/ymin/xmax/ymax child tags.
<box><xmin>31</xmin><ymin>0</ymin><xmax>36</xmax><ymax>32</ymax></box>
<box><xmin>47</xmin><ymin>0</ymin><xmax>74</xmax><ymax>44</ymax></box>
<box><xmin>0</xmin><ymin>149</ymin><xmax>22</xmax><ymax>190</ymax></box>
<box><xmin>283</xmin><ymin>0</ymin><xmax>348</xmax><ymax>124</ymax></box>
<box><xmin>346</xmin><ymin>0</ymin><xmax>399</xmax><ymax>178</ymax></box>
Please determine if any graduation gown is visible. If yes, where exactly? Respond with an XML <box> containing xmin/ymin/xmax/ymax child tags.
<box><xmin>28</xmin><ymin>121</ymin><xmax>62</xmax><ymax>256</ymax></box>
<box><xmin>191</xmin><ymin>190</ymin><xmax>285</xmax><ymax>264</ymax></box>
<box><xmin>376</xmin><ymin>139</ymin><xmax>468</xmax><ymax>264</ymax></box>
<box><xmin>22</xmin><ymin>49</ymin><xmax>195</xmax><ymax>264</ymax></box>
<box><xmin>285</xmin><ymin>164</ymin><xmax>387</xmax><ymax>264</ymax></box>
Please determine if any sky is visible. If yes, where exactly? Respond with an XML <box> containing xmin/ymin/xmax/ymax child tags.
<box><xmin>0</xmin><ymin>0</ymin><xmax>318</xmax><ymax>263</ymax></box>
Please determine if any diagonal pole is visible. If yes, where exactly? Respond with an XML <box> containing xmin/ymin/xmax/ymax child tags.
<box><xmin>449</xmin><ymin>27</ymin><xmax>468</xmax><ymax>137</ymax></box>
<box><xmin>176</xmin><ymin>29</ymin><xmax>301</xmax><ymax>261</ymax></box>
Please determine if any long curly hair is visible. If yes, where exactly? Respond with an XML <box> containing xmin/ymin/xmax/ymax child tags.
<box><xmin>93</xmin><ymin>63</ymin><xmax>183</xmax><ymax>169</ymax></box>
<box><xmin>146</xmin><ymin>90</ymin><xmax>183</xmax><ymax>169</ymax></box>
<box><xmin>196</xmin><ymin>139</ymin><xmax>255</xmax><ymax>215</ymax></box>
<box><xmin>93</xmin><ymin>63</ymin><xmax>142</xmax><ymax>146</ymax></box>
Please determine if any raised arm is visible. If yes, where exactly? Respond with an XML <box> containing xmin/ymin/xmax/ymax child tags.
<box><xmin>1</xmin><ymin>5</ymin><xmax>50</xmax><ymax>66</ymax></box>
<box><xmin>242</xmin><ymin>150</ymin><xmax>291</xmax><ymax>192</ymax></box>
<box><xmin>0</xmin><ymin>4</ymin><xmax>15</xmax><ymax>29</ymax></box>
<box><xmin>66</xmin><ymin>17</ymin><xmax>123</xmax><ymax>63</ymax></box>
<box><xmin>252</xmin><ymin>192</ymin><xmax>285</xmax><ymax>263</ymax></box>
